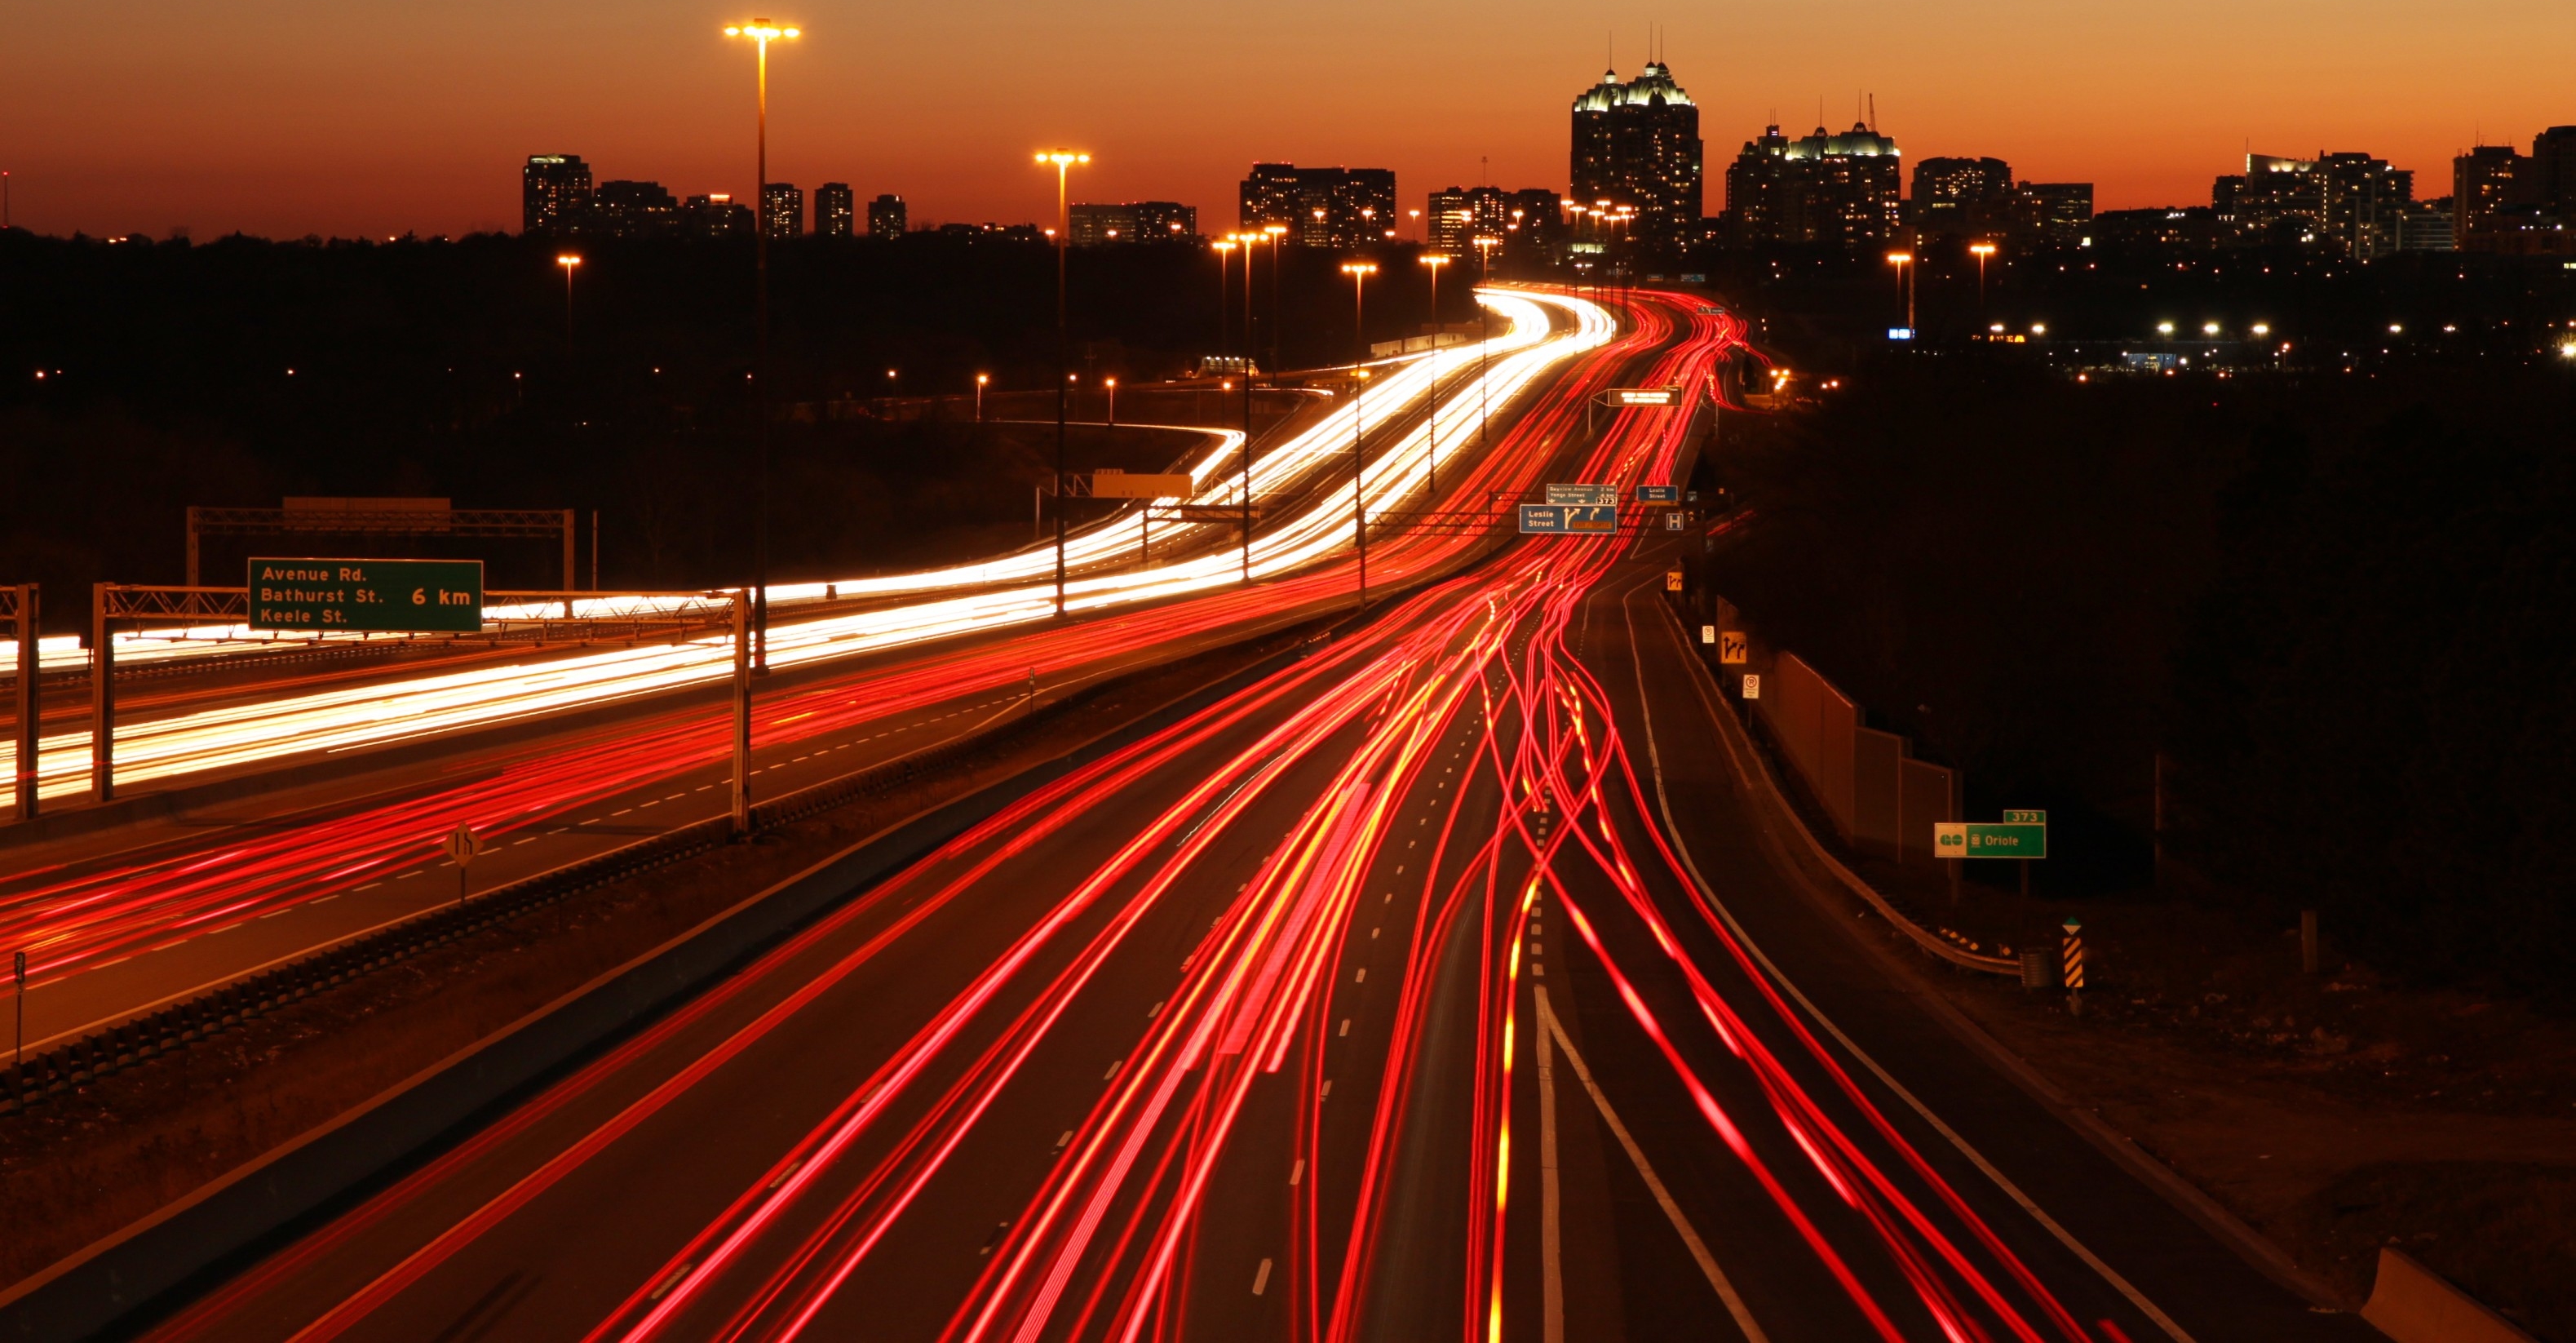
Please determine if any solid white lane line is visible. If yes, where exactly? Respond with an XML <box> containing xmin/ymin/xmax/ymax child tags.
<box><xmin>1538</xmin><ymin>988</ymin><xmax>1766</xmax><ymax>1342</ymax></box>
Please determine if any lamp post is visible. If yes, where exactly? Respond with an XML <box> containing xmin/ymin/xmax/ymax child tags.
<box><xmin>1263</xmin><ymin>223</ymin><xmax>1287</xmax><ymax>372</ymax></box>
<box><xmin>1104</xmin><ymin>375</ymin><xmax>1117</xmax><ymax>428</ymax></box>
<box><xmin>1968</xmin><ymin>242</ymin><xmax>1997</xmax><ymax>318</ymax></box>
<box><xmin>1419</xmin><ymin>251</ymin><xmax>1450</xmax><ymax>495</ymax></box>
<box><xmin>1472</xmin><ymin>234</ymin><xmax>1499</xmax><ymax>443</ymax></box>
<box><xmin>1237</xmin><ymin>230</ymin><xmax>1266</xmax><ymax>584</ymax></box>
<box><xmin>975</xmin><ymin>372</ymin><xmax>989</xmax><ymax>421</ymax></box>
<box><xmin>555</xmin><ymin>254</ymin><xmax>581</xmax><ymax>357</ymax></box>
<box><xmin>1036</xmin><ymin>148</ymin><xmax>1091</xmax><ymax>618</ymax></box>
<box><xmin>1342</xmin><ymin>260</ymin><xmax>1376</xmax><ymax>609</ymax></box>
<box><xmin>724</xmin><ymin>17</ymin><xmax>799</xmax><ymax>673</ymax></box>
<box><xmin>1213</xmin><ymin>236</ymin><xmax>1236</xmax><ymax>369</ymax></box>
<box><xmin>1884</xmin><ymin>250</ymin><xmax>1915</xmax><ymax>335</ymax></box>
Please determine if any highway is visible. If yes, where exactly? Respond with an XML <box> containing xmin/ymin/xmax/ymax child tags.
<box><xmin>100</xmin><ymin>292</ymin><xmax>2367</xmax><ymax>1341</ymax></box>
<box><xmin>0</xmin><ymin>287</ymin><xmax>1657</xmax><ymax>1071</ymax></box>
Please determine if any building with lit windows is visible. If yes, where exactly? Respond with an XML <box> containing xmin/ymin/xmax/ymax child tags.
<box><xmin>1569</xmin><ymin>62</ymin><xmax>1703</xmax><ymax>246</ymax></box>
<box><xmin>1068</xmin><ymin>202</ymin><xmax>1197</xmax><ymax>246</ymax></box>
<box><xmin>522</xmin><ymin>154</ymin><xmax>593</xmax><ymax>235</ymax></box>
<box><xmin>1722</xmin><ymin>122</ymin><xmax>1901</xmax><ymax>248</ymax></box>
<box><xmin>582</xmin><ymin>180</ymin><xmax>679</xmax><ymax>237</ymax></box>
<box><xmin>1911</xmin><ymin>157</ymin><xmax>2012</xmax><ymax>237</ymax></box>
<box><xmin>2215</xmin><ymin>152</ymin><xmax>2410</xmax><ymax>255</ymax></box>
<box><xmin>684</xmin><ymin>193</ymin><xmax>752</xmax><ymax>238</ymax></box>
<box><xmin>760</xmin><ymin>183</ymin><xmax>803</xmax><ymax>237</ymax></box>
<box><xmin>815</xmin><ymin>183</ymin><xmax>854</xmax><ymax>237</ymax></box>
<box><xmin>867</xmin><ymin>193</ymin><xmax>906</xmax><ymax>238</ymax></box>
<box><xmin>1239</xmin><ymin>164</ymin><xmax>1397</xmax><ymax>248</ymax></box>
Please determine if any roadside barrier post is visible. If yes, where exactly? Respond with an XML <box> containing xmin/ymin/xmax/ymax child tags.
<box><xmin>10</xmin><ymin>583</ymin><xmax>34</xmax><ymax>820</ymax></box>
<box><xmin>445</xmin><ymin>823</ymin><xmax>476</xmax><ymax>906</ymax></box>
<box><xmin>2061</xmin><ymin>916</ymin><xmax>2085</xmax><ymax>1017</ymax></box>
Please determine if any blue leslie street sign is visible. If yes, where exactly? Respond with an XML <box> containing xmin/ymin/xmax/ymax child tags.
<box><xmin>1518</xmin><ymin>504</ymin><xmax>1620</xmax><ymax>534</ymax></box>
<box><xmin>1635</xmin><ymin>485</ymin><xmax>1680</xmax><ymax>504</ymax></box>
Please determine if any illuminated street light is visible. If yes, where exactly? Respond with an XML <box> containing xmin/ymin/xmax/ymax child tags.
<box><xmin>2251</xmin><ymin>323</ymin><xmax>2271</xmax><ymax>337</ymax></box>
<box><xmin>1967</xmin><ymin>241</ymin><xmax>1996</xmax><ymax>313</ymax></box>
<box><xmin>1419</xmin><ymin>252</ymin><xmax>1451</xmax><ymax>494</ymax></box>
<box><xmin>2202</xmin><ymin>321</ymin><xmax>2221</xmax><ymax>336</ymax></box>
<box><xmin>975</xmin><ymin>372</ymin><xmax>989</xmax><ymax>421</ymax></box>
<box><xmin>1884</xmin><ymin>251</ymin><xmax>1915</xmax><ymax>335</ymax></box>
<box><xmin>555</xmin><ymin>254</ymin><xmax>581</xmax><ymax>355</ymax></box>
<box><xmin>724</xmin><ymin>16</ymin><xmax>800</xmax><ymax>674</ymax></box>
<box><xmin>1034</xmin><ymin>148</ymin><xmax>1092</xmax><ymax>618</ymax></box>
<box><xmin>1342</xmin><ymin>260</ymin><xmax>1377</xmax><ymax>610</ymax></box>
<box><xmin>2157</xmin><ymin>321</ymin><xmax>2175</xmax><ymax>335</ymax></box>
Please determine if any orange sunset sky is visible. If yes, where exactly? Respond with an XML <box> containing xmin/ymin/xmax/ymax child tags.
<box><xmin>2</xmin><ymin>0</ymin><xmax>2569</xmax><ymax>240</ymax></box>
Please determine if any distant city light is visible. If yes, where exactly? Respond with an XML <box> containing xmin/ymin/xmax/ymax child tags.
<box><xmin>2157</xmin><ymin>321</ymin><xmax>2175</xmax><ymax>335</ymax></box>
<box><xmin>2030</xmin><ymin>324</ymin><xmax>2047</xmax><ymax>335</ymax></box>
<box><xmin>2388</xmin><ymin>324</ymin><xmax>2404</xmax><ymax>334</ymax></box>
<box><xmin>2202</xmin><ymin>322</ymin><xmax>2220</xmax><ymax>335</ymax></box>
<box><xmin>2251</xmin><ymin>323</ymin><xmax>2271</xmax><ymax>336</ymax></box>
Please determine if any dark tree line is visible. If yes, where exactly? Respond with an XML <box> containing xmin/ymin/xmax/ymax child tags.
<box><xmin>1706</xmin><ymin>353</ymin><xmax>2576</xmax><ymax>995</ymax></box>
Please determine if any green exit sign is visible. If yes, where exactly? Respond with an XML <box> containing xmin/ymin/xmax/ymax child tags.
<box><xmin>250</xmin><ymin>557</ymin><xmax>484</xmax><ymax>632</ymax></box>
<box><xmin>2002</xmin><ymin>809</ymin><xmax>2047</xmax><ymax>825</ymax></box>
<box><xmin>1934</xmin><ymin>822</ymin><xmax>2049</xmax><ymax>859</ymax></box>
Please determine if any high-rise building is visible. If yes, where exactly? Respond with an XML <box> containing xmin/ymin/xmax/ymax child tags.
<box><xmin>2392</xmin><ymin>200</ymin><xmax>2457</xmax><ymax>252</ymax></box>
<box><xmin>583</xmin><ymin>180</ymin><xmax>679</xmax><ymax>237</ymax></box>
<box><xmin>761</xmin><ymin>183</ymin><xmax>803</xmax><ymax>237</ymax></box>
<box><xmin>815</xmin><ymin>183</ymin><xmax>854</xmax><ymax>237</ymax></box>
<box><xmin>1240</xmin><ymin>164</ymin><xmax>1397</xmax><ymax>247</ymax></box>
<box><xmin>1722</xmin><ymin>122</ymin><xmax>1901</xmax><ymax>248</ymax></box>
<box><xmin>867</xmin><ymin>193</ymin><xmax>906</xmax><ymax>238</ymax></box>
<box><xmin>1503</xmin><ymin>187</ymin><xmax>1569</xmax><ymax>264</ymax></box>
<box><xmin>522</xmin><ymin>154</ymin><xmax>593</xmax><ymax>235</ymax></box>
<box><xmin>684</xmin><ymin>193</ymin><xmax>753</xmax><ymax>238</ymax></box>
<box><xmin>2452</xmin><ymin>144</ymin><xmax>2527</xmax><ymax>246</ymax></box>
<box><xmin>2214</xmin><ymin>152</ymin><xmax>2409</xmax><ymax>254</ymax></box>
<box><xmin>1068</xmin><ymin>202</ymin><xmax>1197</xmax><ymax>246</ymax></box>
<box><xmin>1569</xmin><ymin>62</ymin><xmax>1703</xmax><ymax>246</ymax></box>
<box><xmin>1425</xmin><ymin>185</ymin><xmax>1511</xmax><ymax>254</ymax></box>
<box><xmin>1911</xmin><ymin>157</ymin><xmax>2012</xmax><ymax>237</ymax></box>
<box><xmin>2003</xmin><ymin>182</ymin><xmax>2093</xmax><ymax>249</ymax></box>
<box><xmin>2533</xmin><ymin>126</ymin><xmax>2576</xmax><ymax>213</ymax></box>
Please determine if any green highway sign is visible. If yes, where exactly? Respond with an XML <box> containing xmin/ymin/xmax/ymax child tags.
<box><xmin>1933</xmin><ymin>822</ymin><xmax>2049</xmax><ymax>859</ymax></box>
<box><xmin>2002</xmin><ymin>809</ymin><xmax>2047</xmax><ymax>824</ymax></box>
<box><xmin>249</xmin><ymin>557</ymin><xmax>484</xmax><ymax>632</ymax></box>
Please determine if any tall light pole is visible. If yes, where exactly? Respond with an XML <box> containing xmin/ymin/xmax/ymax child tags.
<box><xmin>975</xmin><ymin>372</ymin><xmax>989</xmax><ymax>421</ymax></box>
<box><xmin>1419</xmin><ymin>251</ymin><xmax>1450</xmax><ymax>496</ymax></box>
<box><xmin>1036</xmin><ymin>149</ymin><xmax>1090</xmax><ymax>618</ymax></box>
<box><xmin>1885</xmin><ymin>250</ymin><xmax>1916</xmax><ymax>335</ymax></box>
<box><xmin>1968</xmin><ymin>242</ymin><xmax>1997</xmax><ymax>320</ymax></box>
<box><xmin>1237</xmin><ymin>230</ymin><xmax>1266</xmax><ymax>584</ymax></box>
<box><xmin>1472</xmin><ymin>234</ymin><xmax>1499</xmax><ymax>444</ymax></box>
<box><xmin>1342</xmin><ymin>260</ymin><xmax>1376</xmax><ymax>609</ymax></box>
<box><xmin>724</xmin><ymin>17</ymin><xmax>798</xmax><ymax>672</ymax></box>
<box><xmin>1213</xmin><ymin>236</ymin><xmax>1236</xmax><ymax>366</ymax></box>
<box><xmin>1263</xmin><ymin>223</ymin><xmax>1287</xmax><ymax>373</ymax></box>
<box><xmin>555</xmin><ymin>254</ymin><xmax>582</xmax><ymax>357</ymax></box>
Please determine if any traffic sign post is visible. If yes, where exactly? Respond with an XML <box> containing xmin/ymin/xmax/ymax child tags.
<box><xmin>2062</xmin><ymin>917</ymin><xmax>2086</xmax><ymax>1016</ymax></box>
<box><xmin>1719</xmin><ymin>631</ymin><xmax>1747</xmax><ymax>664</ymax></box>
<box><xmin>249</xmin><ymin>558</ymin><xmax>485</xmax><ymax>633</ymax></box>
<box><xmin>1664</xmin><ymin>570</ymin><xmax>1683</xmax><ymax>593</ymax></box>
<box><xmin>1544</xmin><ymin>484</ymin><xmax>1619</xmax><ymax>508</ymax></box>
<box><xmin>1634</xmin><ymin>485</ymin><xmax>1680</xmax><ymax>505</ymax></box>
<box><xmin>445</xmin><ymin>823</ymin><xmax>477</xmax><ymax>906</ymax></box>
<box><xmin>1741</xmin><ymin>673</ymin><xmax>1760</xmax><ymax>700</ymax></box>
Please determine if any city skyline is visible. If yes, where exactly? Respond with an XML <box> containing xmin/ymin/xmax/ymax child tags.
<box><xmin>2</xmin><ymin>2</ymin><xmax>2572</xmax><ymax>239</ymax></box>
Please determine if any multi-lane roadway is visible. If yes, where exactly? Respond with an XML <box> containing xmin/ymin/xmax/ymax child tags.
<box><xmin>78</xmin><ymin>292</ymin><xmax>2370</xmax><ymax>1341</ymax></box>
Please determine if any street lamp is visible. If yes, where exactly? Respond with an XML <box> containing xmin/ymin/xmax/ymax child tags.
<box><xmin>724</xmin><ymin>16</ymin><xmax>799</xmax><ymax>672</ymax></box>
<box><xmin>1035</xmin><ymin>148</ymin><xmax>1091</xmax><ymax>618</ymax></box>
<box><xmin>1342</xmin><ymin>260</ymin><xmax>1377</xmax><ymax>609</ymax></box>
<box><xmin>1883</xmin><ymin>251</ymin><xmax>1915</xmax><ymax>335</ymax></box>
<box><xmin>1104</xmin><ymin>375</ymin><xmax>1118</xmax><ymax>428</ymax></box>
<box><xmin>1262</xmin><ymin>223</ymin><xmax>1287</xmax><ymax>372</ymax></box>
<box><xmin>1237</xmin><ymin>229</ymin><xmax>1268</xmax><ymax>583</ymax></box>
<box><xmin>1213</xmin><ymin>236</ymin><xmax>1236</xmax><ymax>364</ymax></box>
<box><xmin>1472</xmin><ymin>235</ymin><xmax>1500</xmax><ymax>441</ymax></box>
<box><xmin>555</xmin><ymin>254</ymin><xmax>582</xmax><ymax>356</ymax></box>
<box><xmin>1967</xmin><ymin>242</ymin><xmax>1996</xmax><ymax>315</ymax></box>
<box><xmin>1419</xmin><ymin>252</ymin><xmax>1451</xmax><ymax>494</ymax></box>
<box><xmin>975</xmin><ymin>372</ymin><xmax>989</xmax><ymax>421</ymax></box>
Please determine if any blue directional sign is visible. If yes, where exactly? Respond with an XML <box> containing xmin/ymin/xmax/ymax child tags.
<box><xmin>1519</xmin><ymin>504</ymin><xmax>1619</xmax><ymax>534</ymax></box>
<box><xmin>1635</xmin><ymin>485</ymin><xmax>1680</xmax><ymax>505</ymax></box>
